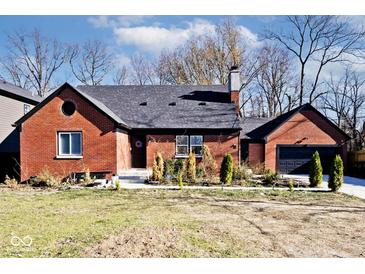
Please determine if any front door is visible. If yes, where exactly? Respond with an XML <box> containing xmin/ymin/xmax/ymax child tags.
<box><xmin>131</xmin><ymin>135</ymin><xmax>146</xmax><ymax>168</ymax></box>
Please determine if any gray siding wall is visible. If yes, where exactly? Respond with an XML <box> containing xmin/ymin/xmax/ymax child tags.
<box><xmin>0</xmin><ymin>94</ymin><xmax>34</xmax><ymax>153</ymax></box>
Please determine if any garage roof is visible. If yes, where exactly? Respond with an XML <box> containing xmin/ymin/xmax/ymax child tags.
<box><xmin>241</xmin><ymin>103</ymin><xmax>351</xmax><ymax>141</ymax></box>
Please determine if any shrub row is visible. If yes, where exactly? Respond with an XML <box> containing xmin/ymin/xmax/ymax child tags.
<box><xmin>309</xmin><ymin>151</ymin><xmax>343</xmax><ymax>192</ymax></box>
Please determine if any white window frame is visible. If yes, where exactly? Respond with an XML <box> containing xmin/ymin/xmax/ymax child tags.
<box><xmin>24</xmin><ymin>104</ymin><xmax>31</xmax><ymax>114</ymax></box>
<box><xmin>175</xmin><ymin>135</ymin><xmax>203</xmax><ymax>158</ymax></box>
<box><xmin>57</xmin><ymin>131</ymin><xmax>83</xmax><ymax>159</ymax></box>
<box><xmin>175</xmin><ymin>135</ymin><xmax>189</xmax><ymax>157</ymax></box>
<box><xmin>190</xmin><ymin>135</ymin><xmax>203</xmax><ymax>157</ymax></box>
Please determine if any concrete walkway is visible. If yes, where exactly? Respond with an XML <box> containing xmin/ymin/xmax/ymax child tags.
<box><xmin>284</xmin><ymin>174</ymin><xmax>365</xmax><ymax>200</ymax></box>
<box><xmin>117</xmin><ymin>174</ymin><xmax>365</xmax><ymax>199</ymax></box>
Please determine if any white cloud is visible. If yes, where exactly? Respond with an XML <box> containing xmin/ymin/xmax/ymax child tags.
<box><xmin>88</xmin><ymin>16</ymin><xmax>110</xmax><ymax>28</ymax></box>
<box><xmin>238</xmin><ymin>26</ymin><xmax>262</xmax><ymax>48</ymax></box>
<box><xmin>88</xmin><ymin>16</ymin><xmax>261</xmax><ymax>56</ymax></box>
<box><xmin>113</xmin><ymin>19</ymin><xmax>216</xmax><ymax>54</ymax></box>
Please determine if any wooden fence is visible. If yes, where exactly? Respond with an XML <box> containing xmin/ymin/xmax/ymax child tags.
<box><xmin>350</xmin><ymin>150</ymin><xmax>365</xmax><ymax>163</ymax></box>
<box><xmin>348</xmin><ymin>150</ymin><xmax>365</xmax><ymax>178</ymax></box>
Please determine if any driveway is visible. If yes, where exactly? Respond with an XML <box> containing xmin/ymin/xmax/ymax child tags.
<box><xmin>284</xmin><ymin>174</ymin><xmax>365</xmax><ymax>199</ymax></box>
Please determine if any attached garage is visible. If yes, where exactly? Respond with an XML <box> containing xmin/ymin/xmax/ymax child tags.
<box><xmin>277</xmin><ymin>145</ymin><xmax>341</xmax><ymax>174</ymax></box>
<box><xmin>240</xmin><ymin>103</ymin><xmax>351</xmax><ymax>173</ymax></box>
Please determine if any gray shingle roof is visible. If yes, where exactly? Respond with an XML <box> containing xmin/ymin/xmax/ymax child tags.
<box><xmin>74</xmin><ymin>86</ymin><xmax>128</xmax><ymax>127</ymax></box>
<box><xmin>77</xmin><ymin>85</ymin><xmax>241</xmax><ymax>129</ymax></box>
<box><xmin>240</xmin><ymin>103</ymin><xmax>351</xmax><ymax>140</ymax></box>
<box><xmin>240</xmin><ymin>117</ymin><xmax>273</xmax><ymax>139</ymax></box>
<box><xmin>0</xmin><ymin>80</ymin><xmax>42</xmax><ymax>104</ymax></box>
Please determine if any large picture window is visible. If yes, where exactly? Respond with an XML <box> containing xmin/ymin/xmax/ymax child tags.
<box><xmin>176</xmin><ymin>135</ymin><xmax>203</xmax><ymax>157</ymax></box>
<box><xmin>58</xmin><ymin>132</ymin><xmax>82</xmax><ymax>157</ymax></box>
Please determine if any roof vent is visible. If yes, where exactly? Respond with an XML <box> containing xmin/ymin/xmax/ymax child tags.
<box><xmin>198</xmin><ymin>102</ymin><xmax>207</xmax><ymax>106</ymax></box>
<box><xmin>140</xmin><ymin>102</ymin><xmax>147</xmax><ymax>106</ymax></box>
<box><xmin>168</xmin><ymin>102</ymin><xmax>176</xmax><ymax>106</ymax></box>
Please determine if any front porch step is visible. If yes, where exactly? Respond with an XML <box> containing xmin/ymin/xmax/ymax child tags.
<box><xmin>117</xmin><ymin>168</ymin><xmax>151</xmax><ymax>183</ymax></box>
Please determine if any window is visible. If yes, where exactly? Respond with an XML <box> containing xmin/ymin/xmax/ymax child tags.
<box><xmin>58</xmin><ymin>132</ymin><xmax>82</xmax><ymax>157</ymax></box>
<box><xmin>190</xmin><ymin>135</ymin><xmax>203</xmax><ymax>156</ymax></box>
<box><xmin>176</xmin><ymin>135</ymin><xmax>189</xmax><ymax>156</ymax></box>
<box><xmin>62</xmin><ymin>101</ymin><xmax>76</xmax><ymax>116</ymax></box>
<box><xmin>24</xmin><ymin>104</ymin><xmax>31</xmax><ymax>114</ymax></box>
<box><xmin>175</xmin><ymin>135</ymin><xmax>203</xmax><ymax>157</ymax></box>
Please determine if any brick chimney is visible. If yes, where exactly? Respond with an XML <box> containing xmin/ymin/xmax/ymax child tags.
<box><xmin>228</xmin><ymin>66</ymin><xmax>241</xmax><ymax>115</ymax></box>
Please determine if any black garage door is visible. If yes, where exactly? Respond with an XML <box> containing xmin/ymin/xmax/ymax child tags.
<box><xmin>278</xmin><ymin>145</ymin><xmax>340</xmax><ymax>174</ymax></box>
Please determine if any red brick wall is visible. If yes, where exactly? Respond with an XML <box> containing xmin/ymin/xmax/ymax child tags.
<box><xmin>20</xmin><ymin>87</ymin><xmax>118</xmax><ymax>181</ymax></box>
<box><xmin>248</xmin><ymin>143</ymin><xmax>264</xmax><ymax>166</ymax></box>
<box><xmin>146</xmin><ymin>135</ymin><xmax>176</xmax><ymax>167</ymax></box>
<box><xmin>146</xmin><ymin>133</ymin><xmax>240</xmax><ymax>168</ymax></box>
<box><xmin>265</xmin><ymin>111</ymin><xmax>348</xmax><ymax>171</ymax></box>
<box><xmin>230</xmin><ymin>91</ymin><xmax>240</xmax><ymax>113</ymax></box>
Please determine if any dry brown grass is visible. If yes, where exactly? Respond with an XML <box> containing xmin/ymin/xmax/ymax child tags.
<box><xmin>1</xmin><ymin>189</ymin><xmax>364</xmax><ymax>257</ymax></box>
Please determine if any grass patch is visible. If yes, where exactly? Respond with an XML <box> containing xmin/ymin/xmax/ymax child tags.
<box><xmin>1</xmin><ymin>188</ymin><xmax>364</xmax><ymax>257</ymax></box>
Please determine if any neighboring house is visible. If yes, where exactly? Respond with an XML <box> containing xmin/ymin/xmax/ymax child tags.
<box><xmin>13</xmin><ymin>68</ymin><xmax>350</xmax><ymax>181</ymax></box>
<box><xmin>0</xmin><ymin>81</ymin><xmax>42</xmax><ymax>180</ymax></box>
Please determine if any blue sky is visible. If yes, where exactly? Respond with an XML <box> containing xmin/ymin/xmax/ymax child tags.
<box><xmin>0</xmin><ymin>16</ymin><xmax>278</xmax><ymax>59</ymax></box>
<box><xmin>0</xmin><ymin>15</ymin><xmax>282</xmax><ymax>83</ymax></box>
<box><xmin>1</xmin><ymin>15</ymin><xmax>364</xmax><ymax>85</ymax></box>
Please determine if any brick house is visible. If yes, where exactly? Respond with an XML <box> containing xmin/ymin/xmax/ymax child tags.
<box><xmin>14</xmin><ymin>68</ymin><xmax>350</xmax><ymax>181</ymax></box>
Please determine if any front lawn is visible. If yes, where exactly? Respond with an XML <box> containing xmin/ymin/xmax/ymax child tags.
<box><xmin>0</xmin><ymin>188</ymin><xmax>364</xmax><ymax>257</ymax></box>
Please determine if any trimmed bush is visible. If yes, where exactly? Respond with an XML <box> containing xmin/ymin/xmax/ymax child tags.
<box><xmin>220</xmin><ymin>153</ymin><xmax>233</xmax><ymax>185</ymax></box>
<box><xmin>151</xmin><ymin>153</ymin><xmax>164</xmax><ymax>182</ymax></box>
<box><xmin>328</xmin><ymin>155</ymin><xmax>344</xmax><ymax>192</ymax></box>
<box><xmin>185</xmin><ymin>152</ymin><xmax>196</xmax><ymax>182</ymax></box>
<box><xmin>309</xmin><ymin>151</ymin><xmax>323</xmax><ymax>187</ymax></box>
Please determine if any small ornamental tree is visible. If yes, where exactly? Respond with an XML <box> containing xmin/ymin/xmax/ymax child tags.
<box><xmin>220</xmin><ymin>153</ymin><xmax>233</xmax><ymax>185</ymax></box>
<box><xmin>309</xmin><ymin>151</ymin><xmax>323</xmax><ymax>187</ymax></box>
<box><xmin>185</xmin><ymin>152</ymin><xmax>196</xmax><ymax>183</ymax></box>
<box><xmin>200</xmin><ymin>145</ymin><xmax>217</xmax><ymax>180</ymax></box>
<box><xmin>151</xmin><ymin>153</ymin><xmax>164</xmax><ymax>181</ymax></box>
<box><xmin>328</xmin><ymin>155</ymin><xmax>344</xmax><ymax>192</ymax></box>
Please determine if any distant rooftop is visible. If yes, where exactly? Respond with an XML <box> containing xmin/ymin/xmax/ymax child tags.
<box><xmin>0</xmin><ymin>80</ymin><xmax>42</xmax><ymax>104</ymax></box>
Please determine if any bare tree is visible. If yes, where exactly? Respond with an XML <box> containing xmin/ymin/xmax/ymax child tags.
<box><xmin>255</xmin><ymin>45</ymin><xmax>298</xmax><ymax>117</ymax></box>
<box><xmin>0</xmin><ymin>58</ymin><xmax>31</xmax><ymax>89</ymax></box>
<box><xmin>113</xmin><ymin>66</ymin><xmax>129</xmax><ymax>85</ymax></box>
<box><xmin>322</xmin><ymin>67</ymin><xmax>365</xmax><ymax>149</ymax></box>
<box><xmin>130</xmin><ymin>53</ymin><xmax>156</xmax><ymax>85</ymax></box>
<box><xmin>1</xmin><ymin>29</ymin><xmax>70</xmax><ymax>97</ymax></box>
<box><xmin>69</xmin><ymin>40</ymin><xmax>112</xmax><ymax>85</ymax></box>
<box><xmin>156</xmin><ymin>18</ymin><xmax>262</xmax><ymax>95</ymax></box>
<box><xmin>207</xmin><ymin>18</ymin><xmax>244</xmax><ymax>84</ymax></box>
<box><xmin>266</xmin><ymin>16</ymin><xmax>365</xmax><ymax>105</ymax></box>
